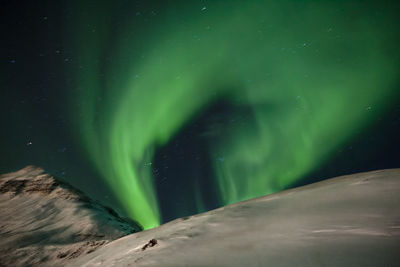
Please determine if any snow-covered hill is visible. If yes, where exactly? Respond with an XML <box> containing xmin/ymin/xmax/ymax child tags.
<box><xmin>70</xmin><ymin>169</ymin><xmax>400</xmax><ymax>267</ymax></box>
<box><xmin>0</xmin><ymin>166</ymin><xmax>141</xmax><ymax>266</ymax></box>
<box><xmin>1</xmin><ymin>167</ymin><xmax>399</xmax><ymax>266</ymax></box>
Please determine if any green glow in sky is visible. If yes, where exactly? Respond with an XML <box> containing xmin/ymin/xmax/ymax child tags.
<box><xmin>69</xmin><ymin>1</ymin><xmax>399</xmax><ymax>229</ymax></box>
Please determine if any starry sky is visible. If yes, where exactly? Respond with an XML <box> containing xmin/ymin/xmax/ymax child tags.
<box><xmin>1</xmin><ymin>0</ymin><xmax>400</xmax><ymax>229</ymax></box>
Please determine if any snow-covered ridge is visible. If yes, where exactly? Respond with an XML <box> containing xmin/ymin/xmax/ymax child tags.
<box><xmin>1</xmin><ymin>167</ymin><xmax>399</xmax><ymax>266</ymax></box>
<box><xmin>0</xmin><ymin>166</ymin><xmax>141</xmax><ymax>267</ymax></box>
<box><xmin>70</xmin><ymin>169</ymin><xmax>400</xmax><ymax>267</ymax></box>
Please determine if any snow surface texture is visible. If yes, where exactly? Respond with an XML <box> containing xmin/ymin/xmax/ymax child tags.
<box><xmin>0</xmin><ymin>166</ymin><xmax>141</xmax><ymax>267</ymax></box>
<box><xmin>69</xmin><ymin>169</ymin><xmax>400</xmax><ymax>267</ymax></box>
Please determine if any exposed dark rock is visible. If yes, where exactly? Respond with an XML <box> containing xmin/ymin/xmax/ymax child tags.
<box><xmin>141</xmin><ymin>239</ymin><xmax>158</xmax><ymax>251</ymax></box>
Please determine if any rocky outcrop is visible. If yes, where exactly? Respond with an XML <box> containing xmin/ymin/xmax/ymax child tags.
<box><xmin>0</xmin><ymin>166</ymin><xmax>142</xmax><ymax>267</ymax></box>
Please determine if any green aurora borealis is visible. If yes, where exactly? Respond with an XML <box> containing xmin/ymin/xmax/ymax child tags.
<box><xmin>68</xmin><ymin>1</ymin><xmax>399</xmax><ymax>229</ymax></box>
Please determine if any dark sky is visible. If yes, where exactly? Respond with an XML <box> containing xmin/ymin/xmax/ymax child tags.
<box><xmin>1</xmin><ymin>0</ymin><xmax>399</xmax><ymax>228</ymax></box>
<box><xmin>0</xmin><ymin>0</ymin><xmax>115</xmax><ymax>206</ymax></box>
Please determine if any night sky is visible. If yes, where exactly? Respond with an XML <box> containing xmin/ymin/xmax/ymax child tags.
<box><xmin>1</xmin><ymin>0</ymin><xmax>399</xmax><ymax>229</ymax></box>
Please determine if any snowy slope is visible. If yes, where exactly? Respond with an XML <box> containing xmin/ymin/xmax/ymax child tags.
<box><xmin>0</xmin><ymin>166</ymin><xmax>141</xmax><ymax>267</ymax></box>
<box><xmin>69</xmin><ymin>169</ymin><xmax>400</xmax><ymax>267</ymax></box>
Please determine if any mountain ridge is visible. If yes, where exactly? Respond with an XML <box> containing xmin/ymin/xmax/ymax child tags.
<box><xmin>0</xmin><ymin>165</ymin><xmax>141</xmax><ymax>267</ymax></box>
